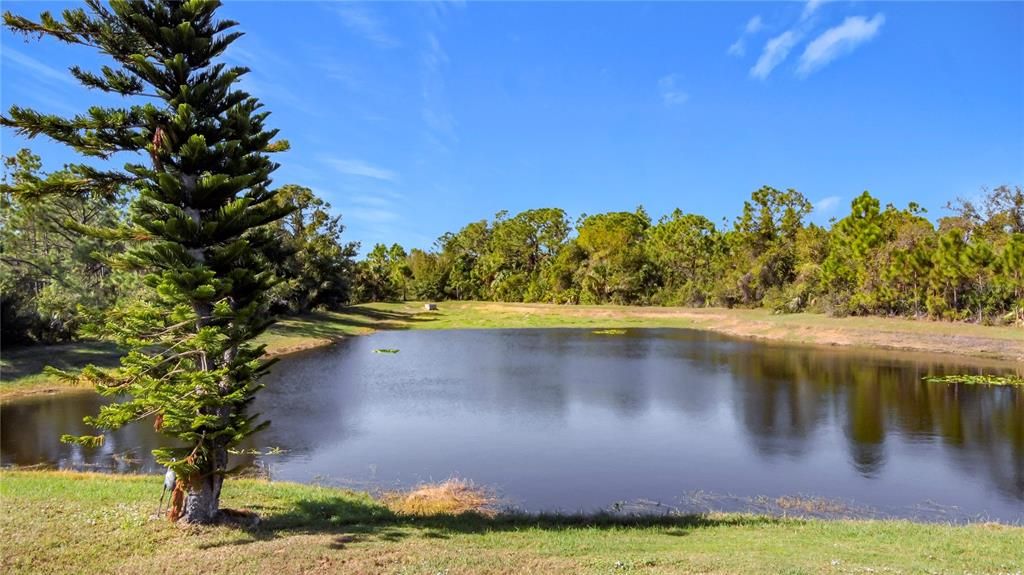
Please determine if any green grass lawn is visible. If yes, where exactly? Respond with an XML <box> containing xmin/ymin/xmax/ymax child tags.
<box><xmin>1</xmin><ymin>471</ymin><xmax>1021</xmax><ymax>575</ymax></box>
<box><xmin>3</xmin><ymin>301</ymin><xmax>1022</xmax><ymax>400</ymax></box>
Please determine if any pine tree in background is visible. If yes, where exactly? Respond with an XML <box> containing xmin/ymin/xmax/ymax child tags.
<box><xmin>997</xmin><ymin>234</ymin><xmax>1024</xmax><ymax>323</ymax></box>
<box><xmin>2</xmin><ymin>0</ymin><xmax>292</xmax><ymax>523</ymax></box>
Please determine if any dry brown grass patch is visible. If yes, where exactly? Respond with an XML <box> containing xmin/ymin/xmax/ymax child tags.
<box><xmin>382</xmin><ymin>479</ymin><xmax>498</xmax><ymax>517</ymax></box>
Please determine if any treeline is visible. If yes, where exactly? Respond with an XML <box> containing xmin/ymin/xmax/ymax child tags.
<box><xmin>1</xmin><ymin>150</ymin><xmax>357</xmax><ymax>345</ymax></box>
<box><xmin>352</xmin><ymin>185</ymin><xmax>1024</xmax><ymax>324</ymax></box>
<box><xmin>4</xmin><ymin>143</ymin><xmax>1021</xmax><ymax>347</ymax></box>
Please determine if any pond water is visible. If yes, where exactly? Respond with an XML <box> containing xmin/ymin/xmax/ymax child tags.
<box><xmin>3</xmin><ymin>329</ymin><xmax>1022</xmax><ymax>521</ymax></box>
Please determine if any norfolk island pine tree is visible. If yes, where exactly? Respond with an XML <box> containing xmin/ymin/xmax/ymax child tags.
<box><xmin>2</xmin><ymin>0</ymin><xmax>294</xmax><ymax>523</ymax></box>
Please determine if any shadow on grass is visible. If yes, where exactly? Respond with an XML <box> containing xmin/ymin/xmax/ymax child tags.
<box><xmin>0</xmin><ymin>341</ymin><xmax>122</xmax><ymax>380</ymax></box>
<box><xmin>269</xmin><ymin>305</ymin><xmax>439</xmax><ymax>340</ymax></box>
<box><xmin>199</xmin><ymin>494</ymin><xmax>784</xmax><ymax>550</ymax></box>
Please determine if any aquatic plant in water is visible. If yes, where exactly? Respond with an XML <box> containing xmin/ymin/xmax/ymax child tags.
<box><xmin>922</xmin><ymin>374</ymin><xmax>1024</xmax><ymax>386</ymax></box>
<box><xmin>592</xmin><ymin>329</ymin><xmax>627</xmax><ymax>335</ymax></box>
<box><xmin>374</xmin><ymin>349</ymin><xmax>400</xmax><ymax>354</ymax></box>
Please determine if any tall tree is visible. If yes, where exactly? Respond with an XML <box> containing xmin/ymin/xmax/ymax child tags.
<box><xmin>646</xmin><ymin>209</ymin><xmax>721</xmax><ymax>305</ymax></box>
<box><xmin>355</xmin><ymin>243</ymin><xmax>405</xmax><ymax>302</ymax></box>
<box><xmin>265</xmin><ymin>185</ymin><xmax>357</xmax><ymax>313</ymax></box>
<box><xmin>945</xmin><ymin>185</ymin><xmax>1024</xmax><ymax>238</ymax></box>
<box><xmin>575</xmin><ymin>207</ymin><xmax>653</xmax><ymax>304</ymax></box>
<box><xmin>723</xmin><ymin>186</ymin><xmax>812</xmax><ymax>305</ymax></box>
<box><xmin>2</xmin><ymin>0</ymin><xmax>291</xmax><ymax>523</ymax></box>
<box><xmin>406</xmin><ymin>248</ymin><xmax>449</xmax><ymax>301</ymax></box>
<box><xmin>995</xmin><ymin>233</ymin><xmax>1024</xmax><ymax>323</ymax></box>
<box><xmin>479</xmin><ymin>208</ymin><xmax>570</xmax><ymax>301</ymax></box>
<box><xmin>1</xmin><ymin>149</ymin><xmax>126</xmax><ymax>343</ymax></box>
<box><xmin>438</xmin><ymin>219</ymin><xmax>491</xmax><ymax>300</ymax></box>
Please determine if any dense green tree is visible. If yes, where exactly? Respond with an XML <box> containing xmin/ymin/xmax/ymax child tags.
<box><xmin>995</xmin><ymin>233</ymin><xmax>1024</xmax><ymax>322</ymax></box>
<box><xmin>437</xmin><ymin>219</ymin><xmax>490</xmax><ymax>301</ymax></box>
<box><xmin>387</xmin><ymin>243</ymin><xmax>412</xmax><ymax>300</ymax></box>
<box><xmin>264</xmin><ymin>185</ymin><xmax>357</xmax><ymax>313</ymax></box>
<box><xmin>646</xmin><ymin>209</ymin><xmax>721</xmax><ymax>305</ymax></box>
<box><xmin>2</xmin><ymin>0</ymin><xmax>292</xmax><ymax>523</ymax></box>
<box><xmin>478</xmin><ymin>208</ymin><xmax>570</xmax><ymax>301</ymax></box>
<box><xmin>821</xmin><ymin>192</ymin><xmax>884</xmax><ymax>313</ymax></box>
<box><xmin>1</xmin><ymin>150</ymin><xmax>126</xmax><ymax>343</ymax></box>
<box><xmin>575</xmin><ymin>207</ymin><xmax>653</xmax><ymax>304</ymax></box>
<box><xmin>354</xmin><ymin>242</ymin><xmax>409</xmax><ymax>302</ymax></box>
<box><xmin>927</xmin><ymin>230</ymin><xmax>969</xmax><ymax>318</ymax></box>
<box><xmin>406</xmin><ymin>248</ymin><xmax>449</xmax><ymax>301</ymax></box>
<box><xmin>885</xmin><ymin>243</ymin><xmax>933</xmax><ymax>316</ymax></box>
<box><xmin>543</xmin><ymin>239</ymin><xmax>587</xmax><ymax>304</ymax></box>
<box><xmin>720</xmin><ymin>186</ymin><xmax>812</xmax><ymax>306</ymax></box>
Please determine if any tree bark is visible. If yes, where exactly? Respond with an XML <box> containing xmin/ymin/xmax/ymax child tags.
<box><xmin>180</xmin><ymin>444</ymin><xmax>227</xmax><ymax>524</ymax></box>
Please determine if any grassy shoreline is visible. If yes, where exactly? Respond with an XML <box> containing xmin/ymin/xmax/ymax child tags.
<box><xmin>1</xmin><ymin>470</ymin><xmax>1021</xmax><ymax>575</ymax></box>
<box><xmin>3</xmin><ymin>301</ymin><xmax>1022</xmax><ymax>400</ymax></box>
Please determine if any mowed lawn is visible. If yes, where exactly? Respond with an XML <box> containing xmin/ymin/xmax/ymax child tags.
<box><xmin>1</xmin><ymin>471</ymin><xmax>1022</xmax><ymax>575</ymax></box>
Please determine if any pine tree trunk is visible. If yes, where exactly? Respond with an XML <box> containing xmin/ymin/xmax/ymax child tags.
<box><xmin>179</xmin><ymin>292</ymin><xmax>231</xmax><ymax>525</ymax></box>
<box><xmin>181</xmin><ymin>444</ymin><xmax>227</xmax><ymax>524</ymax></box>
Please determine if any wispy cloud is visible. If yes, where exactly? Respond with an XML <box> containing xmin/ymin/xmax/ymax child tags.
<box><xmin>221</xmin><ymin>37</ymin><xmax>323</xmax><ymax>115</ymax></box>
<box><xmin>746</xmin><ymin>15</ymin><xmax>764</xmax><ymax>34</ymax></box>
<box><xmin>236</xmin><ymin>73</ymin><xmax>319</xmax><ymax>116</ymax></box>
<box><xmin>801</xmin><ymin>0</ymin><xmax>827</xmax><ymax>22</ymax></box>
<box><xmin>346</xmin><ymin>206</ymin><xmax>401</xmax><ymax>224</ymax></box>
<box><xmin>334</xmin><ymin>4</ymin><xmax>399</xmax><ymax>48</ymax></box>
<box><xmin>658</xmin><ymin>74</ymin><xmax>689</xmax><ymax>106</ymax></box>
<box><xmin>322</xmin><ymin>184</ymin><xmax>410</xmax><ymax>245</ymax></box>
<box><xmin>727</xmin><ymin>15</ymin><xmax>764</xmax><ymax>57</ymax></box>
<box><xmin>333</xmin><ymin>187</ymin><xmax>407</xmax><ymax>235</ymax></box>
<box><xmin>797</xmin><ymin>14</ymin><xmax>886</xmax><ymax>77</ymax></box>
<box><xmin>1</xmin><ymin>47</ymin><xmax>76</xmax><ymax>86</ymax></box>
<box><xmin>419</xmin><ymin>0</ymin><xmax>464</xmax><ymax>158</ymax></box>
<box><xmin>223</xmin><ymin>42</ymin><xmax>290</xmax><ymax>71</ymax></box>
<box><xmin>814</xmin><ymin>195</ymin><xmax>841</xmax><ymax>214</ymax></box>
<box><xmin>421</xmin><ymin>33</ymin><xmax>456</xmax><ymax>138</ymax></box>
<box><xmin>317</xmin><ymin>59</ymin><xmax>365</xmax><ymax>93</ymax></box>
<box><xmin>351</xmin><ymin>191</ymin><xmax>406</xmax><ymax>207</ymax></box>
<box><xmin>323</xmin><ymin>158</ymin><xmax>399</xmax><ymax>182</ymax></box>
<box><xmin>750</xmin><ymin>30</ymin><xmax>800</xmax><ymax>79</ymax></box>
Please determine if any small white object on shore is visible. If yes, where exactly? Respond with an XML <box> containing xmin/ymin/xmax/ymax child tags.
<box><xmin>424</xmin><ymin>303</ymin><xmax>438</xmax><ymax>311</ymax></box>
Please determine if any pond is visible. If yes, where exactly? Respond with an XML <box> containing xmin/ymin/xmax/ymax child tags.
<box><xmin>3</xmin><ymin>329</ymin><xmax>1022</xmax><ymax>521</ymax></box>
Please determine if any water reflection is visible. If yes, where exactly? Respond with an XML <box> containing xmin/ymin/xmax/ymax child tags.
<box><xmin>2</xmin><ymin>329</ymin><xmax>1022</xmax><ymax>520</ymax></box>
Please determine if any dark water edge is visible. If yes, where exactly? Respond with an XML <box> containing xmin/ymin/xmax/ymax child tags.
<box><xmin>3</xmin><ymin>328</ymin><xmax>1022</xmax><ymax>523</ymax></box>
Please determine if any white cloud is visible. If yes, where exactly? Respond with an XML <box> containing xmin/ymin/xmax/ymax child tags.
<box><xmin>658</xmin><ymin>74</ymin><xmax>689</xmax><ymax>106</ymax></box>
<box><xmin>323</xmin><ymin>158</ymin><xmax>399</xmax><ymax>182</ymax></box>
<box><xmin>727</xmin><ymin>39</ymin><xmax>746</xmax><ymax>57</ymax></box>
<box><xmin>750</xmin><ymin>30</ymin><xmax>800</xmax><ymax>79</ymax></box>
<box><xmin>347</xmin><ymin>207</ymin><xmax>401</xmax><ymax>224</ymax></box>
<box><xmin>222</xmin><ymin>40</ymin><xmax>290</xmax><ymax>71</ymax></box>
<box><xmin>422</xmin><ymin>32</ymin><xmax>448</xmax><ymax>73</ymax></box>
<box><xmin>727</xmin><ymin>15</ymin><xmax>764</xmax><ymax>57</ymax></box>
<box><xmin>420</xmin><ymin>30</ymin><xmax>458</xmax><ymax>148</ymax></box>
<box><xmin>814</xmin><ymin>195</ymin><xmax>841</xmax><ymax>213</ymax></box>
<box><xmin>350</xmin><ymin>191</ymin><xmax>406</xmax><ymax>207</ymax></box>
<box><xmin>334</xmin><ymin>4</ymin><xmax>399</xmax><ymax>48</ymax></box>
<box><xmin>801</xmin><ymin>0</ymin><xmax>826</xmax><ymax>21</ymax></box>
<box><xmin>1</xmin><ymin>47</ymin><xmax>76</xmax><ymax>86</ymax></box>
<box><xmin>797</xmin><ymin>14</ymin><xmax>885</xmax><ymax>77</ymax></box>
<box><xmin>746</xmin><ymin>16</ymin><xmax>764</xmax><ymax>34</ymax></box>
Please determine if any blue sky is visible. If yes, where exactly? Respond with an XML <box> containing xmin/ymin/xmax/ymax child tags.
<box><xmin>2</xmin><ymin>1</ymin><xmax>1022</xmax><ymax>252</ymax></box>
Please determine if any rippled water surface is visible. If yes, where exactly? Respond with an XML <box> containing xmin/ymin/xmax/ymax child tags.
<box><xmin>3</xmin><ymin>329</ymin><xmax>1022</xmax><ymax>521</ymax></box>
